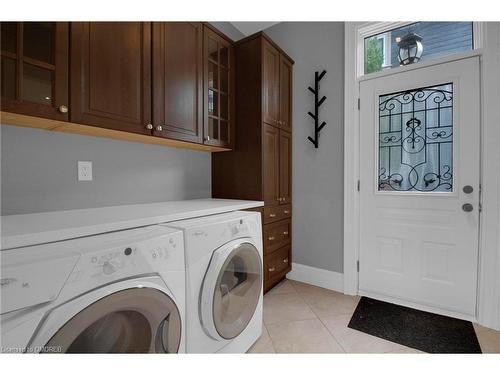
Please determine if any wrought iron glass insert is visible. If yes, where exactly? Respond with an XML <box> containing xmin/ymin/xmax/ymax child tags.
<box><xmin>378</xmin><ymin>83</ymin><xmax>453</xmax><ymax>192</ymax></box>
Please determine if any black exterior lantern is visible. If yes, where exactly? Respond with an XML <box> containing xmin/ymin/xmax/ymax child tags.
<box><xmin>397</xmin><ymin>32</ymin><xmax>423</xmax><ymax>66</ymax></box>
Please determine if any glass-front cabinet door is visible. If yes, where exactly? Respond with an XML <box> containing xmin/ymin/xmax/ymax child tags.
<box><xmin>1</xmin><ymin>22</ymin><xmax>69</xmax><ymax>121</ymax></box>
<box><xmin>203</xmin><ymin>26</ymin><xmax>233</xmax><ymax>148</ymax></box>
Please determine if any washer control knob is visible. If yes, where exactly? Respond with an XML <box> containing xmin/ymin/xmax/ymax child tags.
<box><xmin>102</xmin><ymin>261</ymin><xmax>115</xmax><ymax>275</ymax></box>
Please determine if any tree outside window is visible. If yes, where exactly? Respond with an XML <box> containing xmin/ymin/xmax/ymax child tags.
<box><xmin>364</xmin><ymin>36</ymin><xmax>384</xmax><ymax>74</ymax></box>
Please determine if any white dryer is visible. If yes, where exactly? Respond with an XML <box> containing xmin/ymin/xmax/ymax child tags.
<box><xmin>165</xmin><ymin>211</ymin><xmax>263</xmax><ymax>353</ymax></box>
<box><xmin>1</xmin><ymin>225</ymin><xmax>185</xmax><ymax>353</ymax></box>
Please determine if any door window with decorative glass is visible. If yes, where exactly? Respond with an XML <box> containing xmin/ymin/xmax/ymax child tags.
<box><xmin>378</xmin><ymin>83</ymin><xmax>453</xmax><ymax>192</ymax></box>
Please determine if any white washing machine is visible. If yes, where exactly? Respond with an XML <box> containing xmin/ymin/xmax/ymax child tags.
<box><xmin>165</xmin><ymin>211</ymin><xmax>263</xmax><ymax>353</ymax></box>
<box><xmin>0</xmin><ymin>225</ymin><xmax>186</xmax><ymax>353</ymax></box>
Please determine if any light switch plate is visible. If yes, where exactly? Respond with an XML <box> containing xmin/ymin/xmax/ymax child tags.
<box><xmin>78</xmin><ymin>161</ymin><xmax>93</xmax><ymax>181</ymax></box>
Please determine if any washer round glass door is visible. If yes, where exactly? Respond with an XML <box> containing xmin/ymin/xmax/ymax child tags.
<box><xmin>201</xmin><ymin>241</ymin><xmax>262</xmax><ymax>340</ymax></box>
<box><xmin>42</xmin><ymin>287</ymin><xmax>181</xmax><ymax>353</ymax></box>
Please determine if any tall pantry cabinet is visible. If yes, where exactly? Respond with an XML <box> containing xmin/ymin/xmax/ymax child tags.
<box><xmin>212</xmin><ymin>32</ymin><xmax>293</xmax><ymax>293</ymax></box>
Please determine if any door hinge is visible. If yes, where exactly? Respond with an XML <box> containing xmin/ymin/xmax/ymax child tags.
<box><xmin>357</xmin><ymin>260</ymin><xmax>360</xmax><ymax>272</ymax></box>
<box><xmin>357</xmin><ymin>98</ymin><xmax>360</xmax><ymax>110</ymax></box>
<box><xmin>479</xmin><ymin>202</ymin><xmax>483</xmax><ymax>213</ymax></box>
<box><xmin>357</xmin><ymin>180</ymin><xmax>360</xmax><ymax>191</ymax></box>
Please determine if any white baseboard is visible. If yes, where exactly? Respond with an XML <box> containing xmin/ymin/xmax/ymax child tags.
<box><xmin>286</xmin><ymin>262</ymin><xmax>344</xmax><ymax>293</ymax></box>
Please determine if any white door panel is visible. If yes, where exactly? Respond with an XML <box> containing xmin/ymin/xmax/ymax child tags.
<box><xmin>359</xmin><ymin>57</ymin><xmax>480</xmax><ymax>318</ymax></box>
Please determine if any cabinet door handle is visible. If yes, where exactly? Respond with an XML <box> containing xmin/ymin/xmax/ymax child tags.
<box><xmin>283</xmin><ymin>258</ymin><xmax>289</xmax><ymax>264</ymax></box>
<box><xmin>283</xmin><ymin>210</ymin><xmax>290</xmax><ymax>214</ymax></box>
<box><xmin>283</xmin><ymin>231</ymin><xmax>289</xmax><ymax>236</ymax></box>
<box><xmin>268</xmin><ymin>267</ymin><xmax>276</xmax><ymax>272</ymax></box>
<box><xmin>155</xmin><ymin>125</ymin><xmax>163</xmax><ymax>131</ymax></box>
<box><xmin>269</xmin><ymin>213</ymin><xmax>276</xmax><ymax>218</ymax></box>
<box><xmin>58</xmin><ymin>105</ymin><xmax>68</xmax><ymax>113</ymax></box>
<box><xmin>145</xmin><ymin>123</ymin><xmax>153</xmax><ymax>130</ymax></box>
<box><xmin>268</xmin><ymin>236</ymin><xmax>275</xmax><ymax>241</ymax></box>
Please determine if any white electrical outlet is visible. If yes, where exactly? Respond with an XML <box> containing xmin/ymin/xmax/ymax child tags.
<box><xmin>78</xmin><ymin>161</ymin><xmax>93</xmax><ymax>181</ymax></box>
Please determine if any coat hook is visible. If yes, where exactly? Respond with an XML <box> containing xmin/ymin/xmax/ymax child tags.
<box><xmin>306</xmin><ymin>70</ymin><xmax>327</xmax><ymax>148</ymax></box>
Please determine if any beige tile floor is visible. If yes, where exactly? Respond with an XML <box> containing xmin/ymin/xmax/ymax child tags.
<box><xmin>247</xmin><ymin>279</ymin><xmax>500</xmax><ymax>354</ymax></box>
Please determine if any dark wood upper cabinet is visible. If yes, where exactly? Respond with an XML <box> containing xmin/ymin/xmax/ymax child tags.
<box><xmin>203</xmin><ymin>26</ymin><xmax>234</xmax><ymax>148</ymax></box>
<box><xmin>1</xmin><ymin>22</ymin><xmax>69</xmax><ymax>121</ymax></box>
<box><xmin>262</xmin><ymin>39</ymin><xmax>280</xmax><ymax>127</ymax></box>
<box><xmin>2</xmin><ymin>22</ymin><xmax>235</xmax><ymax>152</ymax></box>
<box><xmin>263</xmin><ymin>123</ymin><xmax>280</xmax><ymax>206</ymax></box>
<box><xmin>70</xmin><ymin>22</ymin><xmax>152</xmax><ymax>135</ymax></box>
<box><xmin>279</xmin><ymin>129</ymin><xmax>292</xmax><ymax>205</ymax></box>
<box><xmin>279</xmin><ymin>55</ymin><xmax>292</xmax><ymax>132</ymax></box>
<box><xmin>152</xmin><ymin>22</ymin><xmax>203</xmax><ymax>143</ymax></box>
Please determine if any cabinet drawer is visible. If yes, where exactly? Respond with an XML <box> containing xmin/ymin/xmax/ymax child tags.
<box><xmin>280</xmin><ymin>204</ymin><xmax>292</xmax><ymax>220</ymax></box>
<box><xmin>265</xmin><ymin>245</ymin><xmax>291</xmax><ymax>282</ymax></box>
<box><xmin>263</xmin><ymin>218</ymin><xmax>291</xmax><ymax>255</ymax></box>
<box><xmin>263</xmin><ymin>204</ymin><xmax>291</xmax><ymax>224</ymax></box>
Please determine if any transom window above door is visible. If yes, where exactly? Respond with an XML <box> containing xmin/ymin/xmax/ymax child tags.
<box><xmin>362</xmin><ymin>22</ymin><xmax>474</xmax><ymax>75</ymax></box>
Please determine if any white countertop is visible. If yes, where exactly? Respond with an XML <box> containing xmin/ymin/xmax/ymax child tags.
<box><xmin>0</xmin><ymin>199</ymin><xmax>263</xmax><ymax>250</ymax></box>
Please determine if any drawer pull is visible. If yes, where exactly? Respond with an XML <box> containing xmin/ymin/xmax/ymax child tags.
<box><xmin>283</xmin><ymin>231</ymin><xmax>289</xmax><ymax>236</ymax></box>
<box><xmin>283</xmin><ymin>258</ymin><xmax>289</xmax><ymax>264</ymax></box>
<box><xmin>283</xmin><ymin>210</ymin><xmax>290</xmax><ymax>214</ymax></box>
<box><xmin>269</xmin><ymin>213</ymin><xmax>276</xmax><ymax>218</ymax></box>
<box><xmin>269</xmin><ymin>267</ymin><xmax>276</xmax><ymax>272</ymax></box>
<box><xmin>268</xmin><ymin>236</ymin><xmax>275</xmax><ymax>241</ymax></box>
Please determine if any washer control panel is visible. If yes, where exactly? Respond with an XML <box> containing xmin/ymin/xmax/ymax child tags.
<box><xmin>62</xmin><ymin>227</ymin><xmax>184</xmax><ymax>298</ymax></box>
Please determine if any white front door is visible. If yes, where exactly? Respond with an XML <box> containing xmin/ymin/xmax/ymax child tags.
<box><xmin>359</xmin><ymin>57</ymin><xmax>480</xmax><ymax>319</ymax></box>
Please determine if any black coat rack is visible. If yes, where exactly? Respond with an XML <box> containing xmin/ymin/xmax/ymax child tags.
<box><xmin>307</xmin><ymin>70</ymin><xmax>327</xmax><ymax>148</ymax></box>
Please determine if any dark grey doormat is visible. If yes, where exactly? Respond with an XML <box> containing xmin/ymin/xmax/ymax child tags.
<box><xmin>348</xmin><ymin>297</ymin><xmax>482</xmax><ymax>353</ymax></box>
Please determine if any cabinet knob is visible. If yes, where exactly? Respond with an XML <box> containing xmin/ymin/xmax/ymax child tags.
<box><xmin>284</xmin><ymin>210</ymin><xmax>290</xmax><ymax>214</ymax></box>
<box><xmin>145</xmin><ymin>123</ymin><xmax>153</xmax><ymax>130</ymax></box>
<box><xmin>58</xmin><ymin>105</ymin><xmax>68</xmax><ymax>113</ymax></box>
<box><xmin>155</xmin><ymin>125</ymin><xmax>163</xmax><ymax>131</ymax></box>
<box><xmin>205</xmin><ymin>136</ymin><xmax>211</xmax><ymax>142</ymax></box>
<box><xmin>268</xmin><ymin>236</ymin><xmax>275</xmax><ymax>241</ymax></box>
<box><xmin>269</xmin><ymin>213</ymin><xmax>276</xmax><ymax>218</ymax></box>
<box><xmin>283</xmin><ymin>258</ymin><xmax>289</xmax><ymax>264</ymax></box>
<box><xmin>283</xmin><ymin>231</ymin><xmax>289</xmax><ymax>236</ymax></box>
<box><xmin>268</xmin><ymin>267</ymin><xmax>276</xmax><ymax>272</ymax></box>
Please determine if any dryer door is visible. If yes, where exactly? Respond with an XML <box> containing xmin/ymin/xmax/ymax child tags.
<box><xmin>201</xmin><ymin>240</ymin><xmax>262</xmax><ymax>340</ymax></box>
<box><xmin>42</xmin><ymin>287</ymin><xmax>181</xmax><ymax>353</ymax></box>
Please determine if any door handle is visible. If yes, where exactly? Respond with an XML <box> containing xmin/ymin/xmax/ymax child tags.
<box><xmin>462</xmin><ymin>203</ymin><xmax>473</xmax><ymax>212</ymax></box>
<box><xmin>463</xmin><ymin>185</ymin><xmax>474</xmax><ymax>194</ymax></box>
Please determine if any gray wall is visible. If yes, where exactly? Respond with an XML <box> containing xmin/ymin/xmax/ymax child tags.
<box><xmin>264</xmin><ymin>22</ymin><xmax>345</xmax><ymax>273</ymax></box>
<box><xmin>1</xmin><ymin>125</ymin><xmax>211</xmax><ymax>215</ymax></box>
<box><xmin>209</xmin><ymin>22</ymin><xmax>244</xmax><ymax>41</ymax></box>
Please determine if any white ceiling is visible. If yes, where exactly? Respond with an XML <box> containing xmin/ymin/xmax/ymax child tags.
<box><xmin>230</xmin><ymin>22</ymin><xmax>279</xmax><ymax>36</ymax></box>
